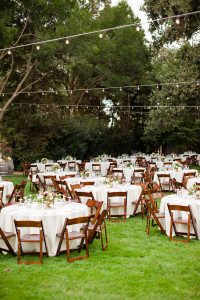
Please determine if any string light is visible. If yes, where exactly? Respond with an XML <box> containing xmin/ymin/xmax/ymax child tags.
<box><xmin>120</xmin><ymin>87</ymin><xmax>122</xmax><ymax>91</ymax></box>
<box><xmin>8</xmin><ymin>50</ymin><xmax>11</xmax><ymax>55</ymax></box>
<box><xmin>102</xmin><ymin>88</ymin><xmax>105</xmax><ymax>92</ymax></box>
<box><xmin>1</xmin><ymin>11</ymin><xmax>199</xmax><ymax>52</ymax></box>
<box><xmin>176</xmin><ymin>84</ymin><xmax>179</xmax><ymax>87</ymax></box>
<box><xmin>99</xmin><ymin>32</ymin><xmax>103</xmax><ymax>39</ymax></box>
<box><xmin>65</xmin><ymin>39</ymin><xmax>70</xmax><ymax>45</ymax></box>
<box><xmin>157</xmin><ymin>85</ymin><xmax>159</xmax><ymax>89</ymax></box>
<box><xmin>36</xmin><ymin>45</ymin><xmax>40</xmax><ymax>50</ymax></box>
<box><xmin>138</xmin><ymin>86</ymin><xmax>140</xmax><ymax>90</ymax></box>
<box><xmin>136</xmin><ymin>25</ymin><xmax>140</xmax><ymax>31</ymax></box>
<box><xmin>175</xmin><ymin>18</ymin><xmax>180</xmax><ymax>24</ymax></box>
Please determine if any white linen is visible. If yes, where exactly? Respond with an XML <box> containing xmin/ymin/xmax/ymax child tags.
<box><xmin>75</xmin><ymin>184</ymin><xmax>142</xmax><ymax>217</ymax></box>
<box><xmin>31</xmin><ymin>171</ymin><xmax>77</xmax><ymax>183</ymax></box>
<box><xmin>0</xmin><ymin>181</ymin><xmax>14</xmax><ymax>204</ymax></box>
<box><xmin>64</xmin><ymin>177</ymin><xmax>105</xmax><ymax>188</ymax></box>
<box><xmin>0</xmin><ymin>202</ymin><xmax>89</xmax><ymax>256</ymax></box>
<box><xmin>159</xmin><ymin>193</ymin><xmax>200</xmax><ymax>239</ymax></box>
<box><xmin>32</xmin><ymin>163</ymin><xmax>59</xmax><ymax>173</ymax></box>
<box><xmin>85</xmin><ymin>162</ymin><xmax>110</xmax><ymax>176</ymax></box>
<box><xmin>187</xmin><ymin>177</ymin><xmax>200</xmax><ymax>190</ymax></box>
<box><xmin>154</xmin><ymin>169</ymin><xmax>198</xmax><ymax>185</ymax></box>
<box><xmin>114</xmin><ymin>167</ymin><xmax>145</xmax><ymax>183</ymax></box>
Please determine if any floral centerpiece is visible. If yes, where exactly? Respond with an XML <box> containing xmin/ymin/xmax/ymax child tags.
<box><xmin>33</xmin><ymin>191</ymin><xmax>61</xmax><ymax>207</ymax></box>
<box><xmin>188</xmin><ymin>184</ymin><xmax>200</xmax><ymax>199</ymax></box>
<box><xmin>51</xmin><ymin>164</ymin><xmax>61</xmax><ymax>172</ymax></box>
<box><xmin>102</xmin><ymin>153</ymin><xmax>108</xmax><ymax>158</ymax></box>
<box><xmin>80</xmin><ymin>170</ymin><xmax>90</xmax><ymax>178</ymax></box>
<box><xmin>137</xmin><ymin>151</ymin><xmax>142</xmax><ymax>156</ymax></box>
<box><xmin>122</xmin><ymin>153</ymin><xmax>129</xmax><ymax>158</ymax></box>
<box><xmin>95</xmin><ymin>157</ymin><xmax>103</xmax><ymax>162</ymax></box>
<box><xmin>161</xmin><ymin>156</ymin><xmax>166</xmax><ymax>162</ymax></box>
<box><xmin>170</xmin><ymin>153</ymin><xmax>177</xmax><ymax>158</ymax></box>
<box><xmin>152</xmin><ymin>152</ymin><xmax>158</xmax><ymax>157</ymax></box>
<box><xmin>174</xmin><ymin>162</ymin><xmax>183</xmax><ymax>171</ymax></box>
<box><xmin>66</xmin><ymin>155</ymin><xmax>73</xmax><ymax>161</ymax></box>
<box><xmin>126</xmin><ymin>162</ymin><xmax>133</xmax><ymax>168</ymax></box>
<box><xmin>41</xmin><ymin>158</ymin><xmax>48</xmax><ymax>164</ymax></box>
<box><xmin>103</xmin><ymin>174</ymin><xmax>122</xmax><ymax>186</ymax></box>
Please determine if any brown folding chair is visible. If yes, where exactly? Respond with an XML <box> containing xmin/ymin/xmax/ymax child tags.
<box><xmin>111</xmin><ymin>169</ymin><xmax>124</xmax><ymax>179</ymax></box>
<box><xmin>36</xmin><ymin>174</ymin><xmax>45</xmax><ymax>191</ymax></box>
<box><xmin>5</xmin><ymin>182</ymin><xmax>27</xmax><ymax>207</ymax></box>
<box><xmin>29</xmin><ymin>173</ymin><xmax>39</xmax><ymax>192</ymax></box>
<box><xmin>132</xmin><ymin>169</ymin><xmax>145</xmax><ymax>184</ymax></box>
<box><xmin>183</xmin><ymin>171</ymin><xmax>197</xmax><ymax>185</ymax></box>
<box><xmin>132</xmin><ymin>183</ymin><xmax>148</xmax><ymax>218</ymax></box>
<box><xmin>171</xmin><ymin>178</ymin><xmax>186</xmax><ymax>193</ymax></box>
<box><xmin>60</xmin><ymin>175</ymin><xmax>75</xmax><ymax>180</ymax></box>
<box><xmin>80</xmin><ymin>181</ymin><xmax>95</xmax><ymax>186</ymax></box>
<box><xmin>75</xmin><ymin>191</ymin><xmax>95</xmax><ymax>204</ymax></box>
<box><xmin>43</xmin><ymin>175</ymin><xmax>56</xmax><ymax>191</ymax></box>
<box><xmin>22</xmin><ymin>163</ymin><xmax>30</xmax><ymax>177</ymax></box>
<box><xmin>53</xmin><ymin>179</ymin><xmax>70</xmax><ymax>199</ymax></box>
<box><xmin>70</xmin><ymin>184</ymin><xmax>82</xmax><ymax>200</ymax></box>
<box><xmin>167</xmin><ymin>204</ymin><xmax>198</xmax><ymax>243</ymax></box>
<box><xmin>107</xmin><ymin>191</ymin><xmax>127</xmax><ymax>222</ymax></box>
<box><xmin>68</xmin><ymin>161</ymin><xmax>76</xmax><ymax>172</ymax></box>
<box><xmin>77</xmin><ymin>162</ymin><xmax>85</xmax><ymax>172</ymax></box>
<box><xmin>0</xmin><ymin>227</ymin><xmax>16</xmax><ymax>256</ymax></box>
<box><xmin>0</xmin><ymin>186</ymin><xmax>4</xmax><ymax>209</ymax></box>
<box><xmin>92</xmin><ymin>163</ymin><xmax>101</xmax><ymax>175</ymax></box>
<box><xmin>144</xmin><ymin>191</ymin><xmax>166</xmax><ymax>235</ymax></box>
<box><xmin>163</xmin><ymin>162</ymin><xmax>173</xmax><ymax>170</ymax></box>
<box><xmin>14</xmin><ymin>220</ymin><xmax>49</xmax><ymax>264</ymax></box>
<box><xmin>56</xmin><ymin>216</ymin><xmax>91</xmax><ymax>262</ymax></box>
<box><xmin>157</xmin><ymin>173</ymin><xmax>171</xmax><ymax>194</ymax></box>
<box><xmin>88</xmin><ymin>209</ymin><xmax>108</xmax><ymax>251</ymax></box>
<box><xmin>86</xmin><ymin>199</ymin><xmax>103</xmax><ymax>224</ymax></box>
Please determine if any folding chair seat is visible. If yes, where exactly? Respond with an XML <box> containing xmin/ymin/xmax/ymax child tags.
<box><xmin>88</xmin><ymin>209</ymin><xmax>108</xmax><ymax>251</ymax></box>
<box><xmin>68</xmin><ymin>161</ymin><xmax>76</xmax><ymax>172</ymax></box>
<box><xmin>132</xmin><ymin>183</ymin><xmax>148</xmax><ymax>218</ymax></box>
<box><xmin>167</xmin><ymin>204</ymin><xmax>198</xmax><ymax>243</ymax></box>
<box><xmin>14</xmin><ymin>220</ymin><xmax>49</xmax><ymax>264</ymax></box>
<box><xmin>43</xmin><ymin>175</ymin><xmax>56</xmax><ymax>191</ymax></box>
<box><xmin>107</xmin><ymin>191</ymin><xmax>127</xmax><ymax>222</ymax></box>
<box><xmin>0</xmin><ymin>227</ymin><xmax>16</xmax><ymax>256</ymax></box>
<box><xmin>75</xmin><ymin>191</ymin><xmax>95</xmax><ymax>204</ymax></box>
<box><xmin>157</xmin><ymin>173</ymin><xmax>171</xmax><ymax>194</ymax></box>
<box><xmin>80</xmin><ymin>181</ymin><xmax>95</xmax><ymax>187</ymax></box>
<box><xmin>56</xmin><ymin>216</ymin><xmax>91</xmax><ymax>262</ymax></box>
<box><xmin>92</xmin><ymin>163</ymin><xmax>101</xmax><ymax>175</ymax></box>
<box><xmin>144</xmin><ymin>191</ymin><xmax>166</xmax><ymax>235</ymax></box>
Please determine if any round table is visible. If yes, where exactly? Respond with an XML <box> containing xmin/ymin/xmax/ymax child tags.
<box><xmin>0</xmin><ymin>180</ymin><xmax>14</xmax><ymax>204</ymax></box>
<box><xmin>187</xmin><ymin>177</ymin><xmax>200</xmax><ymax>189</ymax></box>
<box><xmin>75</xmin><ymin>184</ymin><xmax>142</xmax><ymax>217</ymax></box>
<box><xmin>63</xmin><ymin>176</ymin><xmax>105</xmax><ymax>188</ymax></box>
<box><xmin>159</xmin><ymin>193</ymin><xmax>200</xmax><ymax>239</ymax></box>
<box><xmin>85</xmin><ymin>162</ymin><xmax>110</xmax><ymax>176</ymax></box>
<box><xmin>31</xmin><ymin>171</ymin><xmax>77</xmax><ymax>183</ymax></box>
<box><xmin>0</xmin><ymin>202</ymin><xmax>89</xmax><ymax>256</ymax></box>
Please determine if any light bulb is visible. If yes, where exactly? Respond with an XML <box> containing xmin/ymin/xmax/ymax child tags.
<box><xmin>120</xmin><ymin>87</ymin><xmax>122</xmax><ymax>91</ymax></box>
<box><xmin>70</xmin><ymin>90</ymin><xmax>73</xmax><ymax>94</ymax></box>
<box><xmin>86</xmin><ymin>90</ymin><xmax>88</xmax><ymax>93</ymax></box>
<box><xmin>157</xmin><ymin>85</ymin><xmax>159</xmax><ymax>89</ymax></box>
<box><xmin>36</xmin><ymin>45</ymin><xmax>40</xmax><ymax>50</ymax></box>
<box><xmin>56</xmin><ymin>91</ymin><xmax>58</xmax><ymax>94</ymax></box>
<box><xmin>102</xmin><ymin>88</ymin><xmax>105</xmax><ymax>92</ymax></box>
<box><xmin>136</xmin><ymin>25</ymin><xmax>140</xmax><ymax>32</ymax></box>
<box><xmin>197</xmin><ymin>82</ymin><xmax>199</xmax><ymax>86</ymax></box>
<box><xmin>42</xmin><ymin>92</ymin><xmax>44</xmax><ymax>95</ymax></box>
<box><xmin>99</xmin><ymin>32</ymin><xmax>103</xmax><ymax>39</ymax></box>
<box><xmin>176</xmin><ymin>84</ymin><xmax>179</xmax><ymax>88</ymax></box>
<box><xmin>65</xmin><ymin>39</ymin><xmax>69</xmax><ymax>45</ymax></box>
<box><xmin>175</xmin><ymin>18</ymin><xmax>180</xmax><ymax>25</ymax></box>
<box><xmin>137</xmin><ymin>86</ymin><xmax>140</xmax><ymax>90</ymax></box>
<box><xmin>28</xmin><ymin>93</ymin><xmax>30</xmax><ymax>96</ymax></box>
<box><xmin>8</xmin><ymin>50</ymin><xmax>11</xmax><ymax>55</ymax></box>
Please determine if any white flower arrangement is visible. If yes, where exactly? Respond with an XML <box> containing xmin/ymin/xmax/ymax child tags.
<box><xmin>41</xmin><ymin>158</ymin><xmax>48</xmax><ymax>164</ymax></box>
<box><xmin>33</xmin><ymin>191</ymin><xmax>61</xmax><ymax>204</ymax></box>
<box><xmin>126</xmin><ymin>162</ymin><xmax>133</xmax><ymax>168</ymax></box>
<box><xmin>95</xmin><ymin>158</ymin><xmax>103</xmax><ymax>162</ymax></box>
<box><xmin>102</xmin><ymin>153</ymin><xmax>108</xmax><ymax>158</ymax></box>
<box><xmin>122</xmin><ymin>153</ymin><xmax>129</xmax><ymax>158</ymax></box>
<box><xmin>170</xmin><ymin>153</ymin><xmax>177</xmax><ymax>158</ymax></box>
<box><xmin>80</xmin><ymin>170</ymin><xmax>90</xmax><ymax>177</ymax></box>
<box><xmin>51</xmin><ymin>164</ymin><xmax>61</xmax><ymax>172</ymax></box>
<box><xmin>66</xmin><ymin>155</ymin><xmax>73</xmax><ymax>161</ymax></box>
<box><xmin>174</xmin><ymin>162</ymin><xmax>183</xmax><ymax>171</ymax></box>
<box><xmin>104</xmin><ymin>174</ymin><xmax>122</xmax><ymax>185</ymax></box>
<box><xmin>188</xmin><ymin>184</ymin><xmax>200</xmax><ymax>199</ymax></box>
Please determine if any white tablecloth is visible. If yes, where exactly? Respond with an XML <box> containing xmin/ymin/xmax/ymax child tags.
<box><xmin>187</xmin><ymin>177</ymin><xmax>200</xmax><ymax>189</ymax></box>
<box><xmin>114</xmin><ymin>167</ymin><xmax>145</xmax><ymax>183</ymax></box>
<box><xmin>154</xmin><ymin>169</ymin><xmax>198</xmax><ymax>185</ymax></box>
<box><xmin>31</xmin><ymin>171</ymin><xmax>77</xmax><ymax>183</ymax></box>
<box><xmin>63</xmin><ymin>177</ymin><xmax>105</xmax><ymax>189</ymax></box>
<box><xmin>159</xmin><ymin>193</ymin><xmax>200</xmax><ymax>238</ymax></box>
<box><xmin>0</xmin><ymin>202</ymin><xmax>89</xmax><ymax>256</ymax></box>
<box><xmin>0</xmin><ymin>181</ymin><xmax>14</xmax><ymax>204</ymax></box>
<box><xmin>75</xmin><ymin>184</ymin><xmax>142</xmax><ymax>217</ymax></box>
<box><xmin>57</xmin><ymin>160</ymin><xmax>81</xmax><ymax>172</ymax></box>
<box><xmin>32</xmin><ymin>163</ymin><xmax>59</xmax><ymax>173</ymax></box>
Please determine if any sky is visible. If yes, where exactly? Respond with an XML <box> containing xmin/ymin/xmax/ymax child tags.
<box><xmin>110</xmin><ymin>0</ymin><xmax>151</xmax><ymax>41</ymax></box>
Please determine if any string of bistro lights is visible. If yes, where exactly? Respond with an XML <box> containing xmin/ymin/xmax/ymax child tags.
<box><xmin>1</xmin><ymin>10</ymin><xmax>200</xmax><ymax>53</ymax></box>
<box><xmin>2</xmin><ymin>80</ymin><xmax>199</xmax><ymax>96</ymax></box>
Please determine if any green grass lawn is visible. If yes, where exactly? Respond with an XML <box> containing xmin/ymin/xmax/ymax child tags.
<box><xmin>0</xmin><ymin>173</ymin><xmax>200</xmax><ymax>300</ymax></box>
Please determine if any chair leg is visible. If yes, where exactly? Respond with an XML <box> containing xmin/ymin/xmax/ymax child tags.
<box><xmin>100</xmin><ymin>220</ymin><xmax>108</xmax><ymax>251</ymax></box>
<box><xmin>40</xmin><ymin>230</ymin><xmax>43</xmax><ymax>264</ymax></box>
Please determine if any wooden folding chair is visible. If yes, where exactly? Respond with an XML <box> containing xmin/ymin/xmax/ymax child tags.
<box><xmin>22</xmin><ymin>163</ymin><xmax>30</xmax><ymax>177</ymax></box>
<box><xmin>56</xmin><ymin>216</ymin><xmax>91</xmax><ymax>262</ymax></box>
<box><xmin>167</xmin><ymin>204</ymin><xmax>198</xmax><ymax>243</ymax></box>
<box><xmin>111</xmin><ymin>169</ymin><xmax>124</xmax><ymax>179</ymax></box>
<box><xmin>70</xmin><ymin>184</ymin><xmax>82</xmax><ymax>199</ymax></box>
<box><xmin>107</xmin><ymin>191</ymin><xmax>127</xmax><ymax>222</ymax></box>
<box><xmin>88</xmin><ymin>209</ymin><xmax>108</xmax><ymax>251</ymax></box>
<box><xmin>157</xmin><ymin>173</ymin><xmax>171</xmax><ymax>194</ymax></box>
<box><xmin>75</xmin><ymin>191</ymin><xmax>95</xmax><ymax>204</ymax></box>
<box><xmin>80</xmin><ymin>181</ymin><xmax>95</xmax><ymax>186</ymax></box>
<box><xmin>92</xmin><ymin>163</ymin><xmax>101</xmax><ymax>175</ymax></box>
<box><xmin>5</xmin><ymin>182</ymin><xmax>27</xmax><ymax>207</ymax></box>
<box><xmin>86</xmin><ymin>199</ymin><xmax>103</xmax><ymax>224</ymax></box>
<box><xmin>36</xmin><ymin>174</ymin><xmax>45</xmax><ymax>191</ymax></box>
<box><xmin>68</xmin><ymin>161</ymin><xmax>76</xmax><ymax>172</ymax></box>
<box><xmin>43</xmin><ymin>175</ymin><xmax>56</xmax><ymax>191</ymax></box>
<box><xmin>0</xmin><ymin>227</ymin><xmax>16</xmax><ymax>256</ymax></box>
<box><xmin>60</xmin><ymin>175</ymin><xmax>75</xmax><ymax>180</ymax></box>
<box><xmin>77</xmin><ymin>162</ymin><xmax>85</xmax><ymax>172</ymax></box>
<box><xmin>0</xmin><ymin>186</ymin><xmax>4</xmax><ymax>209</ymax></box>
<box><xmin>14</xmin><ymin>220</ymin><xmax>49</xmax><ymax>264</ymax></box>
<box><xmin>132</xmin><ymin>169</ymin><xmax>145</xmax><ymax>184</ymax></box>
<box><xmin>132</xmin><ymin>183</ymin><xmax>148</xmax><ymax>218</ymax></box>
<box><xmin>171</xmin><ymin>178</ymin><xmax>186</xmax><ymax>193</ymax></box>
<box><xmin>144</xmin><ymin>192</ymin><xmax>166</xmax><ymax>235</ymax></box>
<box><xmin>29</xmin><ymin>173</ymin><xmax>39</xmax><ymax>192</ymax></box>
<box><xmin>183</xmin><ymin>171</ymin><xmax>197</xmax><ymax>185</ymax></box>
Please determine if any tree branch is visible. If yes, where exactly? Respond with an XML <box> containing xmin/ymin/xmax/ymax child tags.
<box><xmin>0</xmin><ymin>52</ymin><xmax>14</xmax><ymax>95</ymax></box>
